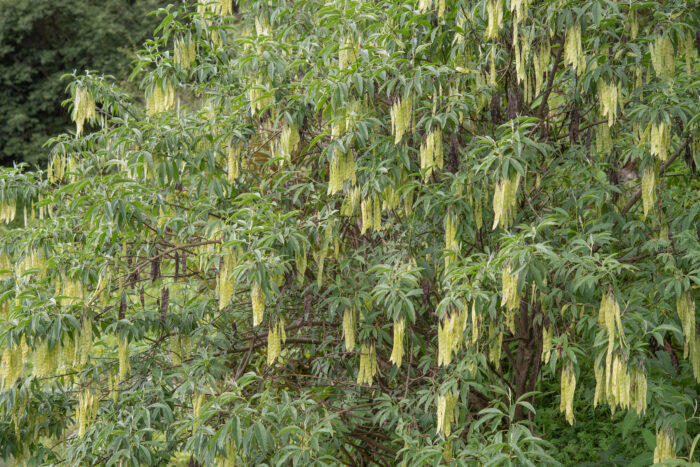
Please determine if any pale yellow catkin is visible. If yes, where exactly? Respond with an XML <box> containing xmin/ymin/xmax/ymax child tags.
<box><xmin>641</xmin><ymin>165</ymin><xmax>657</xmax><ymax>218</ymax></box>
<box><xmin>564</xmin><ymin>21</ymin><xmax>585</xmax><ymax>74</ymax></box>
<box><xmin>72</xmin><ymin>86</ymin><xmax>96</xmax><ymax>136</ymax></box>
<box><xmin>174</xmin><ymin>36</ymin><xmax>196</xmax><ymax>69</ymax></box>
<box><xmin>485</xmin><ymin>0</ymin><xmax>503</xmax><ymax>40</ymax></box>
<box><xmin>146</xmin><ymin>80</ymin><xmax>175</xmax><ymax>115</ymax></box>
<box><xmin>338</xmin><ymin>36</ymin><xmax>357</xmax><ymax>70</ymax></box>
<box><xmin>390</xmin><ymin>96</ymin><xmax>412</xmax><ymax>144</ymax></box>
<box><xmin>356</xmin><ymin>343</ymin><xmax>377</xmax><ymax>385</ymax></box>
<box><xmin>630</xmin><ymin>365</ymin><xmax>647</xmax><ymax>415</ymax></box>
<box><xmin>650</xmin><ymin>34</ymin><xmax>675</xmax><ymax>78</ymax></box>
<box><xmin>76</xmin><ymin>388</ymin><xmax>99</xmax><ymax>437</ymax></box>
<box><xmin>488</xmin><ymin>321</ymin><xmax>502</xmax><ymax>369</ymax></box>
<box><xmin>438</xmin><ymin>314</ymin><xmax>456</xmax><ymax>367</ymax></box>
<box><xmin>542</xmin><ymin>325</ymin><xmax>553</xmax><ymax>364</ymax></box>
<box><xmin>197</xmin><ymin>0</ymin><xmax>232</xmax><ymax>16</ymax></box>
<box><xmin>501</xmin><ymin>264</ymin><xmax>519</xmax><ymax>313</ymax></box>
<box><xmin>390</xmin><ymin>318</ymin><xmax>405</xmax><ymax>366</ymax></box>
<box><xmin>650</xmin><ymin>121</ymin><xmax>670</xmax><ymax>161</ymax></box>
<box><xmin>342</xmin><ymin>307</ymin><xmax>356</xmax><ymax>352</ymax></box>
<box><xmin>444</xmin><ymin>212</ymin><xmax>458</xmax><ymax>269</ymax></box>
<box><xmin>267</xmin><ymin>319</ymin><xmax>286</xmax><ymax>365</ymax></box>
<box><xmin>218</xmin><ymin>249</ymin><xmax>236</xmax><ymax>311</ymax></box>
<box><xmin>192</xmin><ymin>391</ymin><xmax>206</xmax><ymax>432</ymax></box>
<box><xmin>420</xmin><ymin>128</ymin><xmax>443</xmax><ymax>181</ymax></box>
<box><xmin>436</xmin><ymin>391</ymin><xmax>457</xmax><ymax>436</ymax></box>
<box><xmin>598</xmin><ymin>80</ymin><xmax>619</xmax><ymax>127</ymax></box>
<box><xmin>251</xmin><ymin>283</ymin><xmax>265</xmax><ymax>326</ymax></box>
<box><xmin>0</xmin><ymin>199</ymin><xmax>16</xmax><ymax>223</ymax></box>
<box><xmin>118</xmin><ymin>336</ymin><xmax>130</xmax><ymax>381</ymax></box>
<box><xmin>492</xmin><ymin>173</ymin><xmax>521</xmax><ymax>230</ymax></box>
<box><xmin>217</xmin><ymin>438</ymin><xmax>238</xmax><ymax>467</ymax></box>
<box><xmin>676</xmin><ymin>290</ymin><xmax>695</xmax><ymax>358</ymax></box>
<box><xmin>328</xmin><ymin>149</ymin><xmax>355</xmax><ymax>195</ymax></box>
<box><xmin>295</xmin><ymin>244</ymin><xmax>307</xmax><ymax>286</ymax></box>
<box><xmin>227</xmin><ymin>143</ymin><xmax>241</xmax><ymax>182</ymax></box>
<box><xmin>653</xmin><ymin>428</ymin><xmax>676</xmax><ymax>463</ymax></box>
<box><xmin>471</xmin><ymin>301</ymin><xmax>479</xmax><ymax>344</ymax></box>
<box><xmin>79</xmin><ymin>316</ymin><xmax>93</xmax><ymax>368</ymax></box>
<box><xmin>559</xmin><ymin>361</ymin><xmax>576</xmax><ymax>425</ymax></box>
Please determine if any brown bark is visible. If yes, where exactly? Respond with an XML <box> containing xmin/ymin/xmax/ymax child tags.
<box><xmin>512</xmin><ymin>299</ymin><xmax>543</xmax><ymax>422</ymax></box>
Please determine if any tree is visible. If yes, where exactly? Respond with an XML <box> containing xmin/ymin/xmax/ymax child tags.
<box><xmin>0</xmin><ymin>0</ymin><xmax>698</xmax><ymax>464</ymax></box>
<box><xmin>0</xmin><ymin>0</ymin><xmax>166</xmax><ymax>166</ymax></box>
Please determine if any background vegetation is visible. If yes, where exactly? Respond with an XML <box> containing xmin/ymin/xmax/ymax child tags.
<box><xmin>0</xmin><ymin>0</ymin><xmax>166</xmax><ymax>166</ymax></box>
<box><xmin>0</xmin><ymin>0</ymin><xmax>698</xmax><ymax>465</ymax></box>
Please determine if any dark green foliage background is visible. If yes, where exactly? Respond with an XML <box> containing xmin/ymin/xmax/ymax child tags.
<box><xmin>0</xmin><ymin>0</ymin><xmax>166</xmax><ymax>166</ymax></box>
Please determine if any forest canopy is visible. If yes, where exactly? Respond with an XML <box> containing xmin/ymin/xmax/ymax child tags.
<box><xmin>0</xmin><ymin>0</ymin><xmax>699</xmax><ymax>465</ymax></box>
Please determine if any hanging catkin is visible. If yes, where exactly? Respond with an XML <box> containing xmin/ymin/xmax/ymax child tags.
<box><xmin>676</xmin><ymin>290</ymin><xmax>695</xmax><ymax>358</ymax></box>
<box><xmin>342</xmin><ymin>307</ymin><xmax>356</xmax><ymax>352</ymax></box>
<box><xmin>390</xmin><ymin>318</ymin><xmax>405</xmax><ymax>366</ymax></box>
<box><xmin>641</xmin><ymin>164</ymin><xmax>657</xmax><ymax>218</ymax></box>
<box><xmin>420</xmin><ymin>128</ymin><xmax>443</xmax><ymax>181</ymax></box>
<box><xmin>650</xmin><ymin>34</ymin><xmax>675</xmax><ymax>78</ymax></box>
<box><xmin>653</xmin><ymin>428</ymin><xmax>676</xmax><ymax>463</ymax></box>
<box><xmin>227</xmin><ymin>143</ymin><xmax>241</xmax><ymax>182</ymax></box>
<box><xmin>436</xmin><ymin>390</ymin><xmax>457</xmax><ymax>436</ymax></box>
<box><xmin>356</xmin><ymin>342</ymin><xmax>378</xmax><ymax>385</ymax></box>
<box><xmin>267</xmin><ymin>319</ymin><xmax>286</xmax><ymax>365</ymax></box>
<box><xmin>501</xmin><ymin>264</ymin><xmax>519</xmax><ymax>333</ymax></box>
<box><xmin>559</xmin><ymin>361</ymin><xmax>576</xmax><ymax>425</ymax></box>
<box><xmin>492</xmin><ymin>173</ymin><xmax>521</xmax><ymax>230</ymax></box>
<box><xmin>174</xmin><ymin>36</ymin><xmax>196</xmax><ymax>69</ymax></box>
<box><xmin>485</xmin><ymin>0</ymin><xmax>503</xmax><ymax>40</ymax></box>
<box><xmin>542</xmin><ymin>325</ymin><xmax>553</xmax><ymax>364</ymax></box>
<box><xmin>118</xmin><ymin>336</ymin><xmax>130</xmax><ymax>380</ymax></box>
<box><xmin>146</xmin><ymin>80</ymin><xmax>175</xmax><ymax>115</ymax></box>
<box><xmin>251</xmin><ymin>283</ymin><xmax>265</xmax><ymax>326</ymax></box>
<box><xmin>390</xmin><ymin>96</ymin><xmax>412</xmax><ymax>144</ymax></box>
<box><xmin>72</xmin><ymin>85</ymin><xmax>96</xmax><ymax>136</ymax></box>
<box><xmin>564</xmin><ymin>21</ymin><xmax>585</xmax><ymax>74</ymax></box>
<box><xmin>650</xmin><ymin>121</ymin><xmax>670</xmax><ymax>161</ymax></box>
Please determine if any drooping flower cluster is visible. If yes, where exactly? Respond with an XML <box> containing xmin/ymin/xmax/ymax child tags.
<box><xmin>146</xmin><ymin>81</ymin><xmax>175</xmax><ymax>115</ymax></box>
<box><xmin>501</xmin><ymin>264</ymin><xmax>520</xmax><ymax>333</ymax></box>
<box><xmin>436</xmin><ymin>390</ymin><xmax>457</xmax><ymax>436</ymax></box>
<box><xmin>650</xmin><ymin>121</ymin><xmax>670</xmax><ymax>161</ymax></box>
<box><xmin>174</xmin><ymin>36</ymin><xmax>196</xmax><ymax>69</ymax></box>
<box><xmin>437</xmin><ymin>310</ymin><xmax>467</xmax><ymax>367</ymax></box>
<box><xmin>0</xmin><ymin>199</ymin><xmax>16</xmax><ymax>224</ymax></box>
<box><xmin>559</xmin><ymin>361</ymin><xmax>576</xmax><ymax>425</ymax></box>
<box><xmin>564</xmin><ymin>21</ymin><xmax>585</xmax><ymax>74</ymax></box>
<box><xmin>653</xmin><ymin>427</ymin><xmax>676</xmax><ymax>463</ymax></box>
<box><xmin>356</xmin><ymin>342</ymin><xmax>378</xmax><ymax>385</ymax></box>
<box><xmin>267</xmin><ymin>319</ymin><xmax>286</xmax><ymax>365</ymax></box>
<box><xmin>598</xmin><ymin>80</ymin><xmax>619</xmax><ymax>127</ymax></box>
<box><xmin>485</xmin><ymin>0</ymin><xmax>503</xmax><ymax>40</ymax></box>
<box><xmin>218</xmin><ymin>248</ymin><xmax>237</xmax><ymax>310</ymax></box>
<box><xmin>389</xmin><ymin>318</ymin><xmax>405</xmax><ymax>366</ymax></box>
<box><xmin>419</xmin><ymin>128</ymin><xmax>443</xmax><ymax>181</ymax></box>
<box><xmin>72</xmin><ymin>85</ymin><xmax>96</xmax><ymax>136</ymax></box>
<box><xmin>390</xmin><ymin>96</ymin><xmax>412</xmax><ymax>144</ymax></box>
<box><xmin>328</xmin><ymin>148</ymin><xmax>355</xmax><ymax>195</ymax></box>
<box><xmin>342</xmin><ymin>307</ymin><xmax>356</xmax><ymax>352</ymax></box>
<box><xmin>650</xmin><ymin>34</ymin><xmax>675</xmax><ymax>78</ymax></box>
<box><xmin>492</xmin><ymin>173</ymin><xmax>521</xmax><ymax>230</ymax></box>
<box><xmin>251</xmin><ymin>283</ymin><xmax>265</xmax><ymax>327</ymax></box>
<box><xmin>641</xmin><ymin>164</ymin><xmax>657</xmax><ymax>218</ymax></box>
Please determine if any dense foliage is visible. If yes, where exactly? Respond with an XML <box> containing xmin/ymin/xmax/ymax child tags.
<box><xmin>0</xmin><ymin>0</ymin><xmax>699</xmax><ymax>465</ymax></box>
<box><xmin>0</xmin><ymin>0</ymin><xmax>166</xmax><ymax>166</ymax></box>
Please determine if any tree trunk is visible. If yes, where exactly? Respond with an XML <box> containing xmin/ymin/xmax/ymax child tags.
<box><xmin>513</xmin><ymin>299</ymin><xmax>543</xmax><ymax>421</ymax></box>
